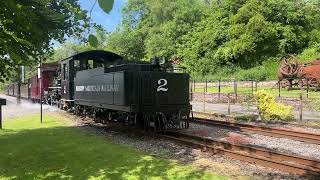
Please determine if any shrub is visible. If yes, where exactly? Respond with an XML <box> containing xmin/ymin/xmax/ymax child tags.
<box><xmin>297</xmin><ymin>43</ymin><xmax>320</xmax><ymax>62</ymax></box>
<box><xmin>255</xmin><ymin>90</ymin><xmax>294</xmax><ymax>121</ymax></box>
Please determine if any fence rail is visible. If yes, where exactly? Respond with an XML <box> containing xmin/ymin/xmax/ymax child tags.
<box><xmin>190</xmin><ymin>79</ymin><xmax>320</xmax><ymax>99</ymax></box>
<box><xmin>190</xmin><ymin>79</ymin><xmax>320</xmax><ymax>122</ymax></box>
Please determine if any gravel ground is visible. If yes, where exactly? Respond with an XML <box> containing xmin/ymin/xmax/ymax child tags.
<box><xmin>53</xmin><ymin>112</ymin><xmax>314</xmax><ymax>180</ymax></box>
<box><xmin>183</xmin><ymin>122</ymin><xmax>231</xmax><ymax>138</ymax></box>
<box><xmin>248</xmin><ymin>134</ymin><xmax>320</xmax><ymax>160</ymax></box>
<box><xmin>194</xmin><ymin>112</ymin><xmax>320</xmax><ymax>135</ymax></box>
<box><xmin>183</xmin><ymin>123</ymin><xmax>320</xmax><ymax>161</ymax></box>
<box><xmin>0</xmin><ymin>94</ymin><xmax>57</xmax><ymax>120</ymax></box>
<box><xmin>252</xmin><ymin>122</ymin><xmax>320</xmax><ymax>135</ymax></box>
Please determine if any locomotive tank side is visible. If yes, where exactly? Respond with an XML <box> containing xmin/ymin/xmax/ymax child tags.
<box><xmin>74</xmin><ymin>68</ymin><xmax>128</xmax><ymax>111</ymax></box>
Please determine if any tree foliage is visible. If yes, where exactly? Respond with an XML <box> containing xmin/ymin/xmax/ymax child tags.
<box><xmin>105</xmin><ymin>0</ymin><xmax>320</xmax><ymax>78</ymax></box>
<box><xmin>98</xmin><ymin>0</ymin><xmax>115</xmax><ymax>14</ymax></box>
<box><xmin>0</xmin><ymin>0</ymin><xmax>92</xmax><ymax>81</ymax></box>
<box><xmin>106</xmin><ymin>0</ymin><xmax>205</xmax><ymax>60</ymax></box>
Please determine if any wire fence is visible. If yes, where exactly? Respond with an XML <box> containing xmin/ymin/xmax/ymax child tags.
<box><xmin>190</xmin><ymin>79</ymin><xmax>320</xmax><ymax>100</ymax></box>
<box><xmin>190</xmin><ymin>79</ymin><xmax>320</xmax><ymax>122</ymax></box>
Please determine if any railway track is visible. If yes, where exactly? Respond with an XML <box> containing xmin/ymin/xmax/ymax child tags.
<box><xmin>161</xmin><ymin>130</ymin><xmax>320</xmax><ymax>176</ymax></box>
<box><xmin>192</xmin><ymin>111</ymin><xmax>320</xmax><ymax>145</ymax></box>
<box><xmin>78</xmin><ymin>114</ymin><xmax>320</xmax><ymax>177</ymax></box>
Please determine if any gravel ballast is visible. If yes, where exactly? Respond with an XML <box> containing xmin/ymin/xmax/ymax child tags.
<box><xmin>55</xmin><ymin>112</ymin><xmax>311</xmax><ymax>180</ymax></box>
<box><xmin>183</xmin><ymin>122</ymin><xmax>320</xmax><ymax>161</ymax></box>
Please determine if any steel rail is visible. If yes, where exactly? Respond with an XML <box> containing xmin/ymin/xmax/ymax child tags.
<box><xmin>192</xmin><ymin>111</ymin><xmax>320</xmax><ymax>144</ymax></box>
<box><xmin>80</xmin><ymin>116</ymin><xmax>320</xmax><ymax>176</ymax></box>
<box><xmin>161</xmin><ymin>131</ymin><xmax>320</xmax><ymax>176</ymax></box>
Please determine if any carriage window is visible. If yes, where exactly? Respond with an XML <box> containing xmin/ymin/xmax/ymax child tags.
<box><xmin>88</xmin><ymin>60</ymin><xmax>94</xmax><ymax>69</ymax></box>
<box><xmin>74</xmin><ymin>60</ymin><xmax>80</xmax><ymax>68</ymax></box>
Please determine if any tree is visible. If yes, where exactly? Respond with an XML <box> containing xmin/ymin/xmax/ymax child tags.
<box><xmin>106</xmin><ymin>27</ymin><xmax>145</xmax><ymax>60</ymax></box>
<box><xmin>0</xmin><ymin>0</ymin><xmax>115</xmax><ymax>82</ymax></box>
<box><xmin>122</xmin><ymin>0</ymin><xmax>205</xmax><ymax>60</ymax></box>
<box><xmin>0</xmin><ymin>0</ymin><xmax>92</xmax><ymax>81</ymax></box>
<box><xmin>177</xmin><ymin>0</ymin><xmax>320</xmax><ymax>75</ymax></box>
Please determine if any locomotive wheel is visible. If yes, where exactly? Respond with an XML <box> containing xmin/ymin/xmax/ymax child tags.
<box><xmin>143</xmin><ymin>114</ymin><xmax>151</xmax><ymax>131</ymax></box>
<box><xmin>280</xmin><ymin>79</ymin><xmax>290</xmax><ymax>88</ymax></box>
<box><xmin>309</xmin><ymin>78</ymin><xmax>318</xmax><ymax>87</ymax></box>
<box><xmin>298</xmin><ymin>79</ymin><xmax>307</xmax><ymax>88</ymax></box>
<box><xmin>155</xmin><ymin>114</ymin><xmax>165</xmax><ymax>131</ymax></box>
<box><xmin>107</xmin><ymin>112</ymin><xmax>114</xmax><ymax>121</ymax></box>
<box><xmin>75</xmin><ymin>105</ymin><xmax>80</xmax><ymax>115</ymax></box>
<box><xmin>135</xmin><ymin>113</ymin><xmax>144</xmax><ymax>129</ymax></box>
<box><xmin>181</xmin><ymin>119</ymin><xmax>189</xmax><ymax>129</ymax></box>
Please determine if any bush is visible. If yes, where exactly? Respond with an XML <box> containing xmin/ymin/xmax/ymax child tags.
<box><xmin>255</xmin><ymin>90</ymin><xmax>294</xmax><ymax>121</ymax></box>
<box><xmin>190</xmin><ymin>58</ymin><xmax>279</xmax><ymax>81</ymax></box>
<box><xmin>297</xmin><ymin>43</ymin><xmax>320</xmax><ymax>62</ymax></box>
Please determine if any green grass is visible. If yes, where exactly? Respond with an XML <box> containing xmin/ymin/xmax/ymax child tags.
<box><xmin>0</xmin><ymin>114</ymin><xmax>226</xmax><ymax>180</ymax></box>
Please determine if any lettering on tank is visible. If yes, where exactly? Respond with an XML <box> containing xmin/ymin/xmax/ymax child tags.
<box><xmin>76</xmin><ymin>85</ymin><xmax>120</xmax><ymax>92</ymax></box>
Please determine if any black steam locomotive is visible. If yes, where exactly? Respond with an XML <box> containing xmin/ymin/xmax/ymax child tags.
<box><xmin>56</xmin><ymin>50</ymin><xmax>191</xmax><ymax>130</ymax></box>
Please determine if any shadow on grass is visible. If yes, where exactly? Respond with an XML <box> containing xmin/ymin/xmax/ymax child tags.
<box><xmin>0</xmin><ymin>125</ymin><xmax>221</xmax><ymax>180</ymax></box>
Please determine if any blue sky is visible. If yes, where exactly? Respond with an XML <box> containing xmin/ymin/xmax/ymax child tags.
<box><xmin>79</xmin><ymin>0</ymin><xmax>127</xmax><ymax>32</ymax></box>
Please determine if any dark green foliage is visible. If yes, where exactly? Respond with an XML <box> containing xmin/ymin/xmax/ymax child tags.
<box><xmin>105</xmin><ymin>0</ymin><xmax>320</xmax><ymax>79</ymax></box>
<box><xmin>88</xmin><ymin>34</ymin><xmax>99</xmax><ymax>48</ymax></box>
<box><xmin>106</xmin><ymin>28</ymin><xmax>145</xmax><ymax>60</ymax></box>
<box><xmin>106</xmin><ymin>0</ymin><xmax>205</xmax><ymax>60</ymax></box>
<box><xmin>0</xmin><ymin>0</ymin><xmax>91</xmax><ymax>82</ymax></box>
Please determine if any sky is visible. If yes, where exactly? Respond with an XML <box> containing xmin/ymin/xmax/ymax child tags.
<box><xmin>79</xmin><ymin>0</ymin><xmax>127</xmax><ymax>32</ymax></box>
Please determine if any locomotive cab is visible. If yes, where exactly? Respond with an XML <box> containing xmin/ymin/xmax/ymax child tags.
<box><xmin>59</xmin><ymin>50</ymin><xmax>123</xmax><ymax>109</ymax></box>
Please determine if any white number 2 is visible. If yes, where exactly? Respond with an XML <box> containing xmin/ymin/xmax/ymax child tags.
<box><xmin>157</xmin><ymin>79</ymin><xmax>168</xmax><ymax>92</ymax></box>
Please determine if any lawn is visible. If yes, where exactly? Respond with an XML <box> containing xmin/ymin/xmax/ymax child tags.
<box><xmin>0</xmin><ymin>114</ymin><xmax>226</xmax><ymax>180</ymax></box>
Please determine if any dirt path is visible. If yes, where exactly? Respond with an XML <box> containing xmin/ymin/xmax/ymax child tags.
<box><xmin>0</xmin><ymin>94</ymin><xmax>57</xmax><ymax>120</ymax></box>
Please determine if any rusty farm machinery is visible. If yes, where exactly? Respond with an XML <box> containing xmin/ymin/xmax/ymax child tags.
<box><xmin>278</xmin><ymin>55</ymin><xmax>320</xmax><ymax>89</ymax></box>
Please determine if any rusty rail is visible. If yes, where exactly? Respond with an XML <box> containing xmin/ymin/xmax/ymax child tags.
<box><xmin>161</xmin><ymin>131</ymin><xmax>320</xmax><ymax>176</ymax></box>
<box><xmin>192</xmin><ymin>111</ymin><xmax>320</xmax><ymax>144</ymax></box>
<box><xmin>78</xmin><ymin>114</ymin><xmax>320</xmax><ymax>176</ymax></box>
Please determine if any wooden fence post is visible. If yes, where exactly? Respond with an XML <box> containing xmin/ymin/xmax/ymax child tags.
<box><xmin>255</xmin><ymin>81</ymin><xmax>258</xmax><ymax>91</ymax></box>
<box><xmin>251</xmin><ymin>80</ymin><xmax>254</xmax><ymax>95</ymax></box>
<box><xmin>203</xmin><ymin>87</ymin><xmax>206</xmax><ymax>112</ymax></box>
<box><xmin>205</xmin><ymin>79</ymin><xmax>208</xmax><ymax>92</ymax></box>
<box><xmin>300</xmin><ymin>93</ymin><xmax>303</xmax><ymax>122</ymax></box>
<box><xmin>306</xmin><ymin>78</ymin><xmax>309</xmax><ymax>98</ymax></box>
<box><xmin>218</xmin><ymin>79</ymin><xmax>221</xmax><ymax>102</ymax></box>
<box><xmin>227</xmin><ymin>93</ymin><xmax>231</xmax><ymax>115</ymax></box>
<box><xmin>234</xmin><ymin>80</ymin><xmax>237</xmax><ymax>102</ymax></box>
<box><xmin>278</xmin><ymin>80</ymin><xmax>281</xmax><ymax>98</ymax></box>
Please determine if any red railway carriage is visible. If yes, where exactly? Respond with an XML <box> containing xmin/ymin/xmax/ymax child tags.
<box><xmin>30</xmin><ymin>63</ymin><xmax>58</xmax><ymax>101</ymax></box>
